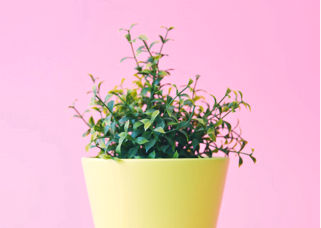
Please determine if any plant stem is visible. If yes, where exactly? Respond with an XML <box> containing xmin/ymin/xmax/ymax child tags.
<box><xmin>159</xmin><ymin>30</ymin><xmax>169</xmax><ymax>56</ymax></box>
<box><xmin>96</xmin><ymin>144</ymin><xmax>113</xmax><ymax>157</ymax></box>
<box><xmin>190</xmin><ymin>76</ymin><xmax>199</xmax><ymax>113</ymax></box>
<box><xmin>116</xmin><ymin>94</ymin><xmax>137</xmax><ymax>116</ymax></box>
<box><xmin>95</xmin><ymin>95</ymin><xmax>120</xmax><ymax>126</ymax></box>
<box><xmin>222</xmin><ymin>102</ymin><xmax>241</xmax><ymax>119</ymax></box>
<box><xmin>217</xmin><ymin>95</ymin><xmax>227</xmax><ymax>106</ymax></box>
<box><xmin>222</xmin><ymin>110</ymin><xmax>232</xmax><ymax>119</ymax></box>
<box><xmin>128</xmin><ymin>31</ymin><xmax>139</xmax><ymax>66</ymax></box>
<box><xmin>165</xmin><ymin>85</ymin><xmax>189</xmax><ymax>109</ymax></box>
<box><xmin>192</xmin><ymin>77</ymin><xmax>199</xmax><ymax>100</ymax></box>
<box><xmin>143</xmin><ymin>40</ymin><xmax>153</xmax><ymax>57</ymax></box>
<box><xmin>73</xmin><ymin>107</ymin><xmax>91</xmax><ymax>128</ymax></box>
<box><xmin>165</xmin><ymin>105</ymin><xmax>195</xmax><ymax>134</ymax></box>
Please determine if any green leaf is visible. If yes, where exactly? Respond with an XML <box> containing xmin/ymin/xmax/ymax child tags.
<box><xmin>98</xmin><ymin>81</ymin><xmax>104</xmax><ymax>91</ymax></box>
<box><xmin>239</xmin><ymin>140</ymin><xmax>248</xmax><ymax>151</ymax></box>
<box><xmin>90</xmin><ymin>131</ymin><xmax>98</xmax><ymax>142</ymax></box>
<box><xmin>140</xmin><ymin>119</ymin><xmax>150</xmax><ymax>124</ymax></box>
<box><xmin>115</xmin><ymin>145</ymin><xmax>121</xmax><ymax>154</ymax></box>
<box><xmin>119</xmin><ymin>116</ymin><xmax>129</xmax><ymax>124</ymax></box>
<box><xmin>88</xmin><ymin>116</ymin><xmax>95</xmax><ymax>127</ymax></box>
<box><xmin>131</xmin><ymin>129</ymin><xmax>144</xmax><ymax>138</ymax></box>
<box><xmin>178</xmin><ymin>130</ymin><xmax>189</xmax><ymax>141</ymax></box>
<box><xmin>173</xmin><ymin>151</ymin><xmax>179</xmax><ymax>158</ymax></box>
<box><xmin>88</xmin><ymin>74</ymin><xmax>95</xmax><ymax>83</ymax></box>
<box><xmin>141</xmin><ymin>87</ymin><xmax>150</xmax><ymax>95</ymax></box>
<box><xmin>214</xmin><ymin>119</ymin><xmax>223</xmax><ymax>127</ymax></box>
<box><xmin>149</xmin><ymin>41</ymin><xmax>160</xmax><ymax>49</ymax></box>
<box><xmin>105</xmin><ymin>94</ymin><xmax>113</xmax><ymax>102</ymax></box>
<box><xmin>226</xmin><ymin>87</ymin><xmax>232</xmax><ymax>95</ymax></box>
<box><xmin>110</xmin><ymin>120</ymin><xmax>116</xmax><ymax>133</ymax></box>
<box><xmin>120</xmin><ymin>57</ymin><xmax>132</xmax><ymax>63</ymax></box>
<box><xmin>188</xmin><ymin>78</ymin><xmax>193</xmax><ymax>86</ymax></box>
<box><xmin>104</xmin><ymin>125</ymin><xmax>110</xmax><ymax>135</ymax></box>
<box><xmin>111</xmin><ymin>157</ymin><xmax>121</xmax><ymax>161</ymax></box>
<box><xmin>145</xmin><ymin>62</ymin><xmax>152</xmax><ymax>68</ymax></box>
<box><xmin>164</xmin><ymin>135</ymin><xmax>175</xmax><ymax>151</ymax></box>
<box><xmin>135</xmin><ymin>137</ymin><xmax>149</xmax><ymax>144</ymax></box>
<box><xmin>133</xmin><ymin>121</ymin><xmax>143</xmax><ymax>130</ymax></box>
<box><xmin>210</xmin><ymin>94</ymin><xmax>217</xmax><ymax>108</ymax></box>
<box><xmin>159</xmin><ymin>35</ymin><xmax>165</xmax><ymax>43</ymax></box>
<box><xmin>145</xmin><ymin>139</ymin><xmax>156</xmax><ymax>152</ymax></box>
<box><xmin>246</xmin><ymin>102</ymin><xmax>252</xmax><ymax>112</ymax></box>
<box><xmin>99</xmin><ymin>154</ymin><xmax>112</xmax><ymax>159</ymax></box>
<box><xmin>250</xmin><ymin>155</ymin><xmax>257</xmax><ymax>164</ymax></box>
<box><xmin>142</xmin><ymin>131</ymin><xmax>152</xmax><ymax>140</ymax></box>
<box><xmin>144</xmin><ymin>120</ymin><xmax>152</xmax><ymax>131</ymax></box>
<box><xmin>129</xmin><ymin>23</ymin><xmax>138</xmax><ymax>30</ymax></box>
<box><xmin>207</xmin><ymin>127</ymin><xmax>215</xmax><ymax>135</ymax></box>
<box><xmin>154</xmin><ymin>127</ymin><xmax>165</xmax><ymax>133</ymax></box>
<box><xmin>82</xmin><ymin>129</ymin><xmax>90</xmax><ymax>137</ymax></box>
<box><xmin>127</xmin><ymin>146</ymin><xmax>139</xmax><ymax>158</ymax></box>
<box><xmin>99</xmin><ymin>139</ymin><xmax>107</xmax><ymax>148</ymax></box>
<box><xmin>92</xmin><ymin>85</ymin><xmax>97</xmax><ymax>95</ymax></box>
<box><xmin>118</xmin><ymin>28</ymin><xmax>127</xmax><ymax>32</ymax></box>
<box><xmin>195</xmin><ymin>118</ymin><xmax>205</xmax><ymax>125</ymax></box>
<box><xmin>138</xmin><ymin>69</ymin><xmax>151</xmax><ymax>75</ymax></box>
<box><xmin>125</xmin><ymin>34</ymin><xmax>131</xmax><ymax>41</ymax></box>
<box><xmin>107</xmin><ymin>100</ymin><xmax>114</xmax><ymax>112</ymax></box>
<box><xmin>136</xmin><ymin>45</ymin><xmax>145</xmax><ymax>52</ymax></box>
<box><xmin>160</xmin><ymin>145</ymin><xmax>169</xmax><ymax>153</ymax></box>
<box><xmin>92</xmin><ymin>107</ymin><xmax>100</xmax><ymax>112</ymax></box>
<box><xmin>148</xmin><ymin>151</ymin><xmax>156</xmax><ymax>159</ymax></box>
<box><xmin>167</xmin><ymin>106</ymin><xmax>174</xmax><ymax>117</ymax></box>
<box><xmin>153</xmin><ymin>55</ymin><xmax>162</xmax><ymax>63</ymax></box>
<box><xmin>238</xmin><ymin>155</ymin><xmax>243</xmax><ymax>167</ymax></box>
<box><xmin>151</xmin><ymin>110</ymin><xmax>160</xmax><ymax>121</ymax></box>
<box><xmin>192</xmin><ymin>139</ymin><xmax>199</xmax><ymax>149</ymax></box>
<box><xmin>116</xmin><ymin>134</ymin><xmax>127</xmax><ymax>154</ymax></box>
<box><xmin>158</xmin><ymin>71</ymin><xmax>168</xmax><ymax>76</ymax></box>
<box><xmin>208</xmin><ymin>133</ymin><xmax>216</xmax><ymax>142</ymax></box>
<box><xmin>118</xmin><ymin>132</ymin><xmax>127</xmax><ymax>138</ymax></box>
<box><xmin>177</xmin><ymin>121</ymin><xmax>188</xmax><ymax>129</ymax></box>
<box><xmin>224</xmin><ymin>121</ymin><xmax>232</xmax><ymax>132</ymax></box>
<box><xmin>138</xmin><ymin>34</ymin><xmax>148</xmax><ymax>41</ymax></box>
<box><xmin>124</xmin><ymin>120</ymin><xmax>129</xmax><ymax>133</ymax></box>
<box><xmin>136</xmin><ymin>49</ymin><xmax>144</xmax><ymax>56</ymax></box>
<box><xmin>85</xmin><ymin>143</ymin><xmax>91</xmax><ymax>152</ymax></box>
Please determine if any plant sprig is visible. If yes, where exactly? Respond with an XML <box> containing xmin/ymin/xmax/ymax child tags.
<box><xmin>68</xmin><ymin>24</ymin><xmax>256</xmax><ymax>167</ymax></box>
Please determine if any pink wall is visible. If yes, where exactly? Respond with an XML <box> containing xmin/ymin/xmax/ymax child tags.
<box><xmin>0</xmin><ymin>0</ymin><xmax>319</xmax><ymax>227</ymax></box>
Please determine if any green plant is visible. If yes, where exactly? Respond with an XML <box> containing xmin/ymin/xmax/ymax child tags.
<box><xmin>68</xmin><ymin>24</ymin><xmax>256</xmax><ymax>167</ymax></box>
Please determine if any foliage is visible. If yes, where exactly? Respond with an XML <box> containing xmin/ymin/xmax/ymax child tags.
<box><xmin>68</xmin><ymin>24</ymin><xmax>256</xmax><ymax>167</ymax></box>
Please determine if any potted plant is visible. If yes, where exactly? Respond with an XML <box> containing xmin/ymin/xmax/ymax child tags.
<box><xmin>68</xmin><ymin>24</ymin><xmax>256</xmax><ymax>228</ymax></box>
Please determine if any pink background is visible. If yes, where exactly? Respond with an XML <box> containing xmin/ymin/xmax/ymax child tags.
<box><xmin>0</xmin><ymin>0</ymin><xmax>319</xmax><ymax>227</ymax></box>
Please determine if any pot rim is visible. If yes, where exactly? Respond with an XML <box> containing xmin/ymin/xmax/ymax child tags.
<box><xmin>82</xmin><ymin>156</ymin><xmax>229</xmax><ymax>161</ymax></box>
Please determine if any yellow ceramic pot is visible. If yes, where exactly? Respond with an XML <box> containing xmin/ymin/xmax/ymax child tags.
<box><xmin>82</xmin><ymin>157</ymin><xmax>229</xmax><ymax>228</ymax></box>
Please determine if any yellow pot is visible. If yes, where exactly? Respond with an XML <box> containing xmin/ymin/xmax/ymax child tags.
<box><xmin>82</xmin><ymin>157</ymin><xmax>229</xmax><ymax>228</ymax></box>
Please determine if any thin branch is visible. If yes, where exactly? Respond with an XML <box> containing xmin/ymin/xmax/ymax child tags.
<box><xmin>128</xmin><ymin>31</ymin><xmax>139</xmax><ymax>66</ymax></box>
<box><xmin>143</xmin><ymin>40</ymin><xmax>153</xmax><ymax>57</ymax></box>
<box><xmin>159</xmin><ymin>29</ymin><xmax>169</xmax><ymax>56</ymax></box>
<box><xmin>73</xmin><ymin>107</ymin><xmax>91</xmax><ymax>128</ymax></box>
<box><xmin>95</xmin><ymin>95</ymin><xmax>120</xmax><ymax>126</ymax></box>
<box><xmin>96</xmin><ymin>144</ymin><xmax>113</xmax><ymax>157</ymax></box>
